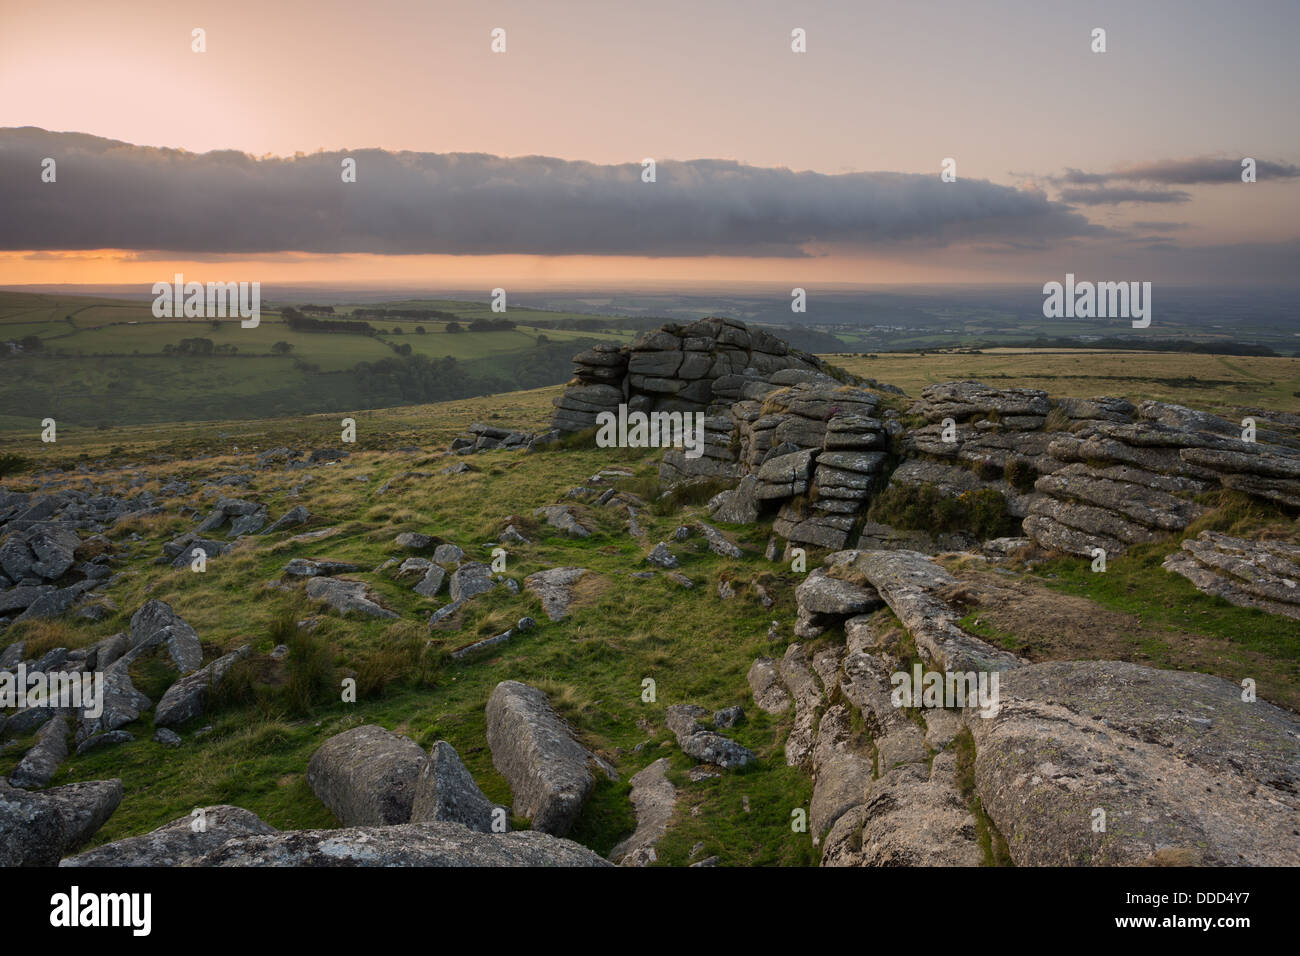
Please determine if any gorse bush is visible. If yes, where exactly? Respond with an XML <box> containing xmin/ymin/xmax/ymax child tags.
<box><xmin>961</xmin><ymin>488</ymin><xmax>1017</xmax><ymax>539</ymax></box>
<box><xmin>869</xmin><ymin>482</ymin><xmax>960</xmax><ymax>530</ymax></box>
<box><xmin>0</xmin><ymin>453</ymin><xmax>30</xmax><ymax>478</ymax></box>
<box><xmin>1004</xmin><ymin>456</ymin><xmax>1038</xmax><ymax>492</ymax></box>
<box><xmin>867</xmin><ymin>482</ymin><xmax>1017</xmax><ymax>540</ymax></box>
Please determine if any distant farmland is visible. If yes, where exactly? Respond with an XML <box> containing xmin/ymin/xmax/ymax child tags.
<box><xmin>5</xmin><ymin>290</ymin><xmax>1298</xmax><ymax>432</ymax></box>
<box><xmin>0</xmin><ymin>291</ymin><xmax>635</xmax><ymax>429</ymax></box>
<box><xmin>834</xmin><ymin>348</ymin><xmax>1300</xmax><ymax>416</ymax></box>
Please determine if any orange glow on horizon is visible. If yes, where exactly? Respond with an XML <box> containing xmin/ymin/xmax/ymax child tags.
<box><xmin>0</xmin><ymin>250</ymin><xmax>999</xmax><ymax>290</ymax></box>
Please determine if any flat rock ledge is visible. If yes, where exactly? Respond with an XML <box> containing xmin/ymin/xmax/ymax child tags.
<box><xmin>971</xmin><ymin>660</ymin><xmax>1300</xmax><ymax>866</ymax></box>
<box><xmin>839</xmin><ymin>549</ymin><xmax>1023</xmax><ymax>673</ymax></box>
<box><xmin>192</xmin><ymin>821</ymin><xmax>610</xmax><ymax>867</ymax></box>
<box><xmin>1163</xmin><ymin>530</ymin><xmax>1300</xmax><ymax>621</ymax></box>
<box><xmin>523</xmin><ymin>567</ymin><xmax>591</xmax><ymax>621</ymax></box>
<box><xmin>608</xmin><ymin>757</ymin><xmax>676</xmax><ymax>866</ymax></box>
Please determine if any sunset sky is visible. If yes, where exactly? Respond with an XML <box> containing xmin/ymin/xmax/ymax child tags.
<box><xmin>2</xmin><ymin>0</ymin><xmax>1297</xmax><ymax>288</ymax></box>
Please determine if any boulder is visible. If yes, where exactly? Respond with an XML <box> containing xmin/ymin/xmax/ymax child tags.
<box><xmin>485</xmin><ymin>681</ymin><xmax>594</xmax><ymax>836</ymax></box>
<box><xmin>307</xmin><ymin>725</ymin><xmax>427</xmax><ymax>826</ymax></box>
<box><xmin>61</xmin><ymin>805</ymin><xmax>277</xmax><ymax>866</ymax></box>
<box><xmin>664</xmin><ymin>704</ymin><xmax>755</xmax><ymax>770</ymax></box>
<box><xmin>13</xmin><ymin>586</ymin><xmax>79</xmax><ymax>622</ymax></box>
<box><xmin>0</xmin><ymin>639</ymin><xmax>26</xmax><ymax>668</ymax></box>
<box><xmin>0</xmin><ymin>780</ymin><xmax>67</xmax><ymax>866</ymax></box>
<box><xmin>707</xmin><ymin>475</ymin><xmax>760</xmax><ymax>526</ymax></box>
<box><xmin>76</xmin><ymin>656</ymin><xmax>151</xmax><ymax>745</ymax></box>
<box><xmin>263</xmin><ymin>506</ymin><xmax>310</xmax><ymax>533</ymax></box>
<box><xmin>533</xmin><ymin>505</ymin><xmax>593</xmax><ymax>538</ymax></box>
<box><xmin>304</xmin><ymin>577</ymin><xmax>398</xmax><ymax>618</ymax></box>
<box><xmin>1035</xmin><ymin>468</ymin><xmax>1204</xmax><ymax>532</ymax></box>
<box><xmin>809</xmin><ymin>704</ymin><xmax>877</xmax><ymax>838</ymax></box>
<box><xmin>412</xmin><ymin>565</ymin><xmax>446</xmax><ymax>598</ymax></box>
<box><xmin>772</xmin><ymin>505</ymin><xmax>855</xmax><ymax>550</ymax></box>
<box><xmin>713</xmin><ymin>705</ymin><xmax>744</xmax><ymax>728</ymax></box>
<box><xmin>755</xmin><ymin>449</ymin><xmax>815</xmax><ymax>499</ymax></box>
<box><xmin>796</xmin><ymin>567</ymin><xmax>881</xmax><ymax>616</ymax></box>
<box><xmin>193</xmin><ymin>821</ymin><xmax>610</xmax><ymax>867</ymax></box>
<box><xmin>1022</xmin><ymin>513</ymin><xmax>1125</xmax><ymax>559</ymax></box>
<box><xmin>154</xmin><ymin>646</ymin><xmax>251</xmax><ymax>727</ymax></box>
<box><xmin>0</xmin><ymin>585</ymin><xmax>53</xmax><ymax>615</ymax></box>
<box><xmin>409</xmin><ymin>740</ymin><xmax>505</xmax><ymax>833</ymax></box>
<box><xmin>433</xmin><ymin>543</ymin><xmax>465</xmax><ymax>565</ymax></box>
<box><xmin>75</xmin><ymin>730</ymin><xmax>135</xmax><ymax>755</ymax></box>
<box><xmin>449</xmin><ymin>562</ymin><xmax>495</xmax><ymax>602</ymax></box>
<box><xmin>0</xmin><ymin>524</ymin><xmax>80</xmax><ymax>581</ymax></box>
<box><xmin>449</xmin><ymin>616</ymin><xmax>536</xmax><ymax>660</ymax></box>
<box><xmin>164</xmin><ymin>534</ymin><xmax>230</xmax><ymax>568</ymax></box>
<box><xmin>917</xmin><ymin>381</ymin><xmax>1050</xmax><ymax>422</ymax></box>
<box><xmin>696</xmin><ymin>521</ymin><xmax>742</xmax><ymax>558</ymax></box>
<box><xmin>645</xmin><ymin>542</ymin><xmax>678</xmax><ymax>569</ymax></box>
<box><xmin>523</xmin><ymin>567</ymin><xmax>590</xmax><ymax>621</ymax></box>
<box><xmin>747</xmin><ymin>657</ymin><xmax>791</xmax><ymax>713</ymax></box>
<box><xmin>228</xmin><ymin>511</ymin><xmax>267</xmax><ymax>536</ymax></box>
<box><xmin>38</xmin><ymin>779</ymin><xmax>123</xmax><ymax>852</ymax></box>
<box><xmin>821</xmin><ymin>753</ymin><xmax>981</xmax><ymax>867</ymax></box>
<box><xmin>9</xmin><ymin>715</ymin><xmax>69</xmax><ymax>789</ymax></box>
<box><xmin>128</xmin><ymin>600</ymin><xmax>203</xmax><ymax>674</ymax></box>
<box><xmin>1026</xmin><ymin>495</ymin><xmax>1162</xmax><ymax>552</ymax></box>
<box><xmin>283</xmin><ymin>558</ymin><xmax>359</xmax><ymax>578</ymax></box>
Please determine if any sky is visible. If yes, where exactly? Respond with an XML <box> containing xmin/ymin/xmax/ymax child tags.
<box><xmin>1</xmin><ymin>0</ymin><xmax>1297</xmax><ymax>289</ymax></box>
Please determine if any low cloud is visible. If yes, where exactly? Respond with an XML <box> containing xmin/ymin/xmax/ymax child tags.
<box><xmin>1059</xmin><ymin>187</ymin><xmax>1192</xmax><ymax>205</ymax></box>
<box><xmin>0</xmin><ymin>128</ymin><xmax>1100</xmax><ymax>256</ymax></box>
<box><xmin>1055</xmin><ymin>156</ymin><xmax>1300</xmax><ymax>187</ymax></box>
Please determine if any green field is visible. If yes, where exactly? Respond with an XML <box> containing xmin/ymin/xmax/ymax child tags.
<box><xmin>0</xmin><ymin>291</ymin><xmax>634</xmax><ymax>365</ymax></box>
<box><xmin>835</xmin><ymin>348</ymin><xmax>1300</xmax><ymax>417</ymax></box>
<box><xmin>0</xmin><ymin>291</ymin><xmax>636</xmax><ymax>429</ymax></box>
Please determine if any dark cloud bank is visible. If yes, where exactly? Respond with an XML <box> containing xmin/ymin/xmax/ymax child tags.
<box><xmin>0</xmin><ymin>128</ymin><xmax>1099</xmax><ymax>256</ymax></box>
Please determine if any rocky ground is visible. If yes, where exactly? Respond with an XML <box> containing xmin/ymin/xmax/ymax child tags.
<box><xmin>2</xmin><ymin>317</ymin><xmax>1298</xmax><ymax>866</ymax></box>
